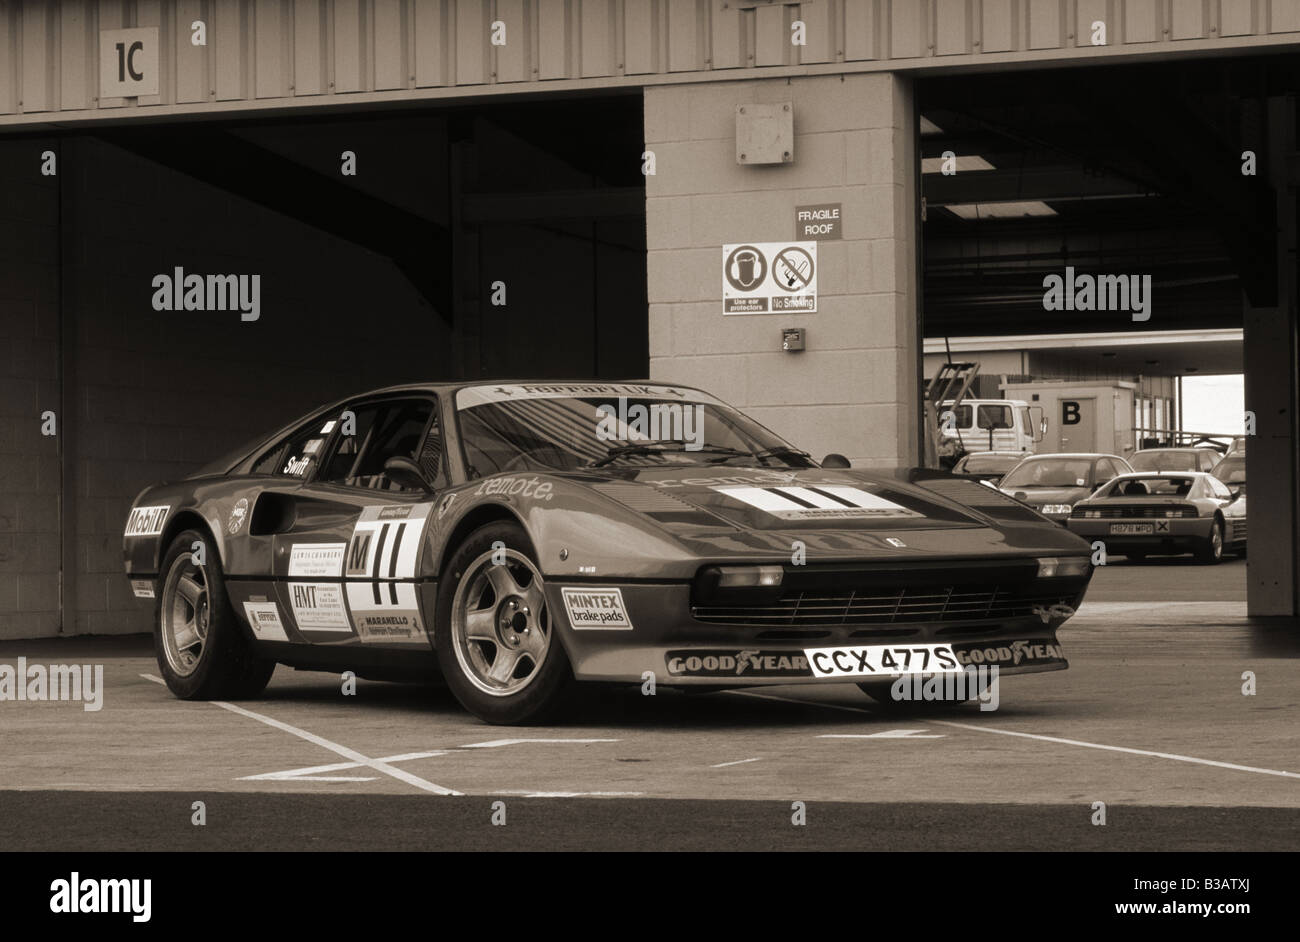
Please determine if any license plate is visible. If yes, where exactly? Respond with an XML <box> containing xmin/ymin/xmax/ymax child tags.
<box><xmin>804</xmin><ymin>643</ymin><xmax>962</xmax><ymax>679</ymax></box>
<box><xmin>1109</xmin><ymin>523</ymin><xmax>1154</xmax><ymax>535</ymax></box>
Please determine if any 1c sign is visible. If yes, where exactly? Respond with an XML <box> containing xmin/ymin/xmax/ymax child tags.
<box><xmin>100</xmin><ymin>28</ymin><xmax>159</xmax><ymax>98</ymax></box>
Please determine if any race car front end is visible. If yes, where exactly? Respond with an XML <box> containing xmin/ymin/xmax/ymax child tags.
<box><xmin>553</xmin><ymin>554</ymin><xmax>1092</xmax><ymax>687</ymax></box>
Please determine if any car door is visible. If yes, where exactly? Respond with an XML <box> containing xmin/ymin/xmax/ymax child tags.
<box><xmin>269</xmin><ymin>395</ymin><xmax>447</xmax><ymax>648</ymax></box>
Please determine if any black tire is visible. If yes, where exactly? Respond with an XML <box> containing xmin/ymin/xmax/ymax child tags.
<box><xmin>1194</xmin><ymin>519</ymin><xmax>1225</xmax><ymax>565</ymax></box>
<box><xmin>434</xmin><ymin>521</ymin><xmax>574</xmax><ymax>725</ymax></box>
<box><xmin>155</xmin><ymin>529</ymin><xmax>275</xmax><ymax>699</ymax></box>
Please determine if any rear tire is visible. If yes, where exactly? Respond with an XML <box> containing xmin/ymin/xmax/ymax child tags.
<box><xmin>1195</xmin><ymin>519</ymin><xmax>1224</xmax><ymax>565</ymax></box>
<box><xmin>435</xmin><ymin>521</ymin><xmax>574</xmax><ymax>725</ymax></box>
<box><xmin>155</xmin><ymin>529</ymin><xmax>275</xmax><ymax>699</ymax></box>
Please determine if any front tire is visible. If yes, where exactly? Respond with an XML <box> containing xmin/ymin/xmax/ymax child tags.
<box><xmin>155</xmin><ymin>529</ymin><xmax>275</xmax><ymax>699</ymax></box>
<box><xmin>1195</xmin><ymin>519</ymin><xmax>1224</xmax><ymax>565</ymax></box>
<box><xmin>435</xmin><ymin>521</ymin><xmax>573</xmax><ymax>725</ymax></box>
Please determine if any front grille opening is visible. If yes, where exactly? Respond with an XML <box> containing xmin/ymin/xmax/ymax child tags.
<box><xmin>693</xmin><ymin>584</ymin><xmax>1078</xmax><ymax>629</ymax></box>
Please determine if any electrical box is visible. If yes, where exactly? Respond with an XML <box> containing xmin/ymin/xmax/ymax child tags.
<box><xmin>782</xmin><ymin>327</ymin><xmax>805</xmax><ymax>352</ymax></box>
<box><xmin>736</xmin><ymin>102</ymin><xmax>794</xmax><ymax>165</ymax></box>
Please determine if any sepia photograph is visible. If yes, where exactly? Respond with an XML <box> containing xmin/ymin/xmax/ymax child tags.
<box><xmin>0</xmin><ymin>0</ymin><xmax>1296</xmax><ymax>923</ymax></box>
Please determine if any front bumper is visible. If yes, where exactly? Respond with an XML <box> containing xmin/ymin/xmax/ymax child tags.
<box><xmin>549</xmin><ymin>569</ymin><xmax>1086</xmax><ymax>685</ymax></box>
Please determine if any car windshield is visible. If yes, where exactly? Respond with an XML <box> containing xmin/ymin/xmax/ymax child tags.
<box><xmin>1212</xmin><ymin>457</ymin><xmax>1246</xmax><ymax>484</ymax></box>
<box><xmin>960</xmin><ymin>454</ymin><xmax>1021</xmax><ymax>473</ymax></box>
<box><xmin>454</xmin><ymin>383</ymin><xmax>816</xmax><ymax>475</ymax></box>
<box><xmin>1100</xmin><ymin>475</ymin><xmax>1197</xmax><ymax>497</ymax></box>
<box><xmin>1130</xmin><ymin>451</ymin><xmax>1199</xmax><ymax>471</ymax></box>
<box><xmin>999</xmin><ymin>457</ymin><xmax>1094</xmax><ymax>489</ymax></box>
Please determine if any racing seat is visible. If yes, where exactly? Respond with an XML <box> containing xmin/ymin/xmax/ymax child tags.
<box><xmin>1122</xmin><ymin>481</ymin><xmax>1150</xmax><ymax>496</ymax></box>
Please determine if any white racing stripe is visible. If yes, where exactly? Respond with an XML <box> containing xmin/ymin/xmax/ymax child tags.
<box><xmin>139</xmin><ymin>673</ymin><xmax>462</xmax><ymax>795</ymax></box>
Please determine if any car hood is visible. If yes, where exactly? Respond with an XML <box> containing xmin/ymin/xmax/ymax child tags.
<box><xmin>999</xmin><ymin>485</ymin><xmax>1091</xmax><ymax>505</ymax></box>
<box><xmin>544</xmin><ymin>465</ymin><xmax>1087</xmax><ymax>560</ymax></box>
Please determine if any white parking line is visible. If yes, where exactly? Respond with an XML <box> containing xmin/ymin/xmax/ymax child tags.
<box><xmin>241</xmin><ymin>752</ymin><xmax>451</xmax><ymax>782</ymax></box>
<box><xmin>820</xmin><ymin>730</ymin><xmax>945</xmax><ymax>739</ymax></box>
<box><xmin>495</xmin><ymin>790</ymin><xmax>645</xmax><ymax>798</ymax></box>
<box><xmin>711</xmin><ymin>757</ymin><xmax>762</xmax><ymax>768</ymax></box>
<box><xmin>932</xmin><ymin>719</ymin><xmax>1300</xmax><ymax>780</ymax></box>
<box><xmin>140</xmin><ymin>673</ymin><xmax>462</xmax><ymax>795</ymax></box>
<box><xmin>461</xmin><ymin>738</ymin><xmax>620</xmax><ymax>749</ymax></box>
<box><xmin>725</xmin><ymin>688</ymin><xmax>1300</xmax><ymax>781</ymax></box>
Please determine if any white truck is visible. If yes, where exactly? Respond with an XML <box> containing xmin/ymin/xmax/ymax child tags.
<box><xmin>938</xmin><ymin>398</ymin><xmax>1046</xmax><ymax>455</ymax></box>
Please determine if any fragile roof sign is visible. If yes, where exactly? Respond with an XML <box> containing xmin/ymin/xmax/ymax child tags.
<box><xmin>795</xmin><ymin>203</ymin><xmax>841</xmax><ymax>240</ymax></box>
<box><xmin>722</xmin><ymin>242</ymin><xmax>817</xmax><ymax>315</ymax></box>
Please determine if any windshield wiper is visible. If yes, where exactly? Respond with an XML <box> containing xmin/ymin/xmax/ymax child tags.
<box><xmin>586</xmin><ymin>441</ymin><xmax>752</xmax><ymax>468</ymax></box>
<box><xmin>711</xmin><ymin>444</ymin><xmax>813</xmax><ymax>466</ymax></box>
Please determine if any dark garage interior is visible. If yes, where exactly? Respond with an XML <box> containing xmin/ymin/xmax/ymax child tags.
<box><xmin>0</xmin><ymin>94</ymin><xmax>647</xmax><ymax>637</ymax></box>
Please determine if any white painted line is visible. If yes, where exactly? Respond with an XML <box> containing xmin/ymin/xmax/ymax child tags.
<box><xmin>140</xmin><ymin>673</ymin><xmax>462</xmax><ymax>795</ymax></box>
<box><xmin>820</xmin><ymin>730</ymin><xmax>945</xmax><ymax>739</ymax></box>
<box><xmin>932</xmin><ymin>719</ymin><xmax>1300</xmax><ymax>780</ymax></box>
<box><xmin>265</xmin><ymin>775</ymin><xmax>379</xmax><ymax>783</ymax></box>
<box><xmin>725</xmin><ymin>688</ymin><xmax>1300</xmax><ymax>781</ymax></box>
<box><xmin>494</xmin><ymin>790</ymin><xmax>645</xmax><ymax>798</ymax></box>
<box><xmin>711</xmin><ymin>757</ymin><xmax>762</xmax><ymax>768</ymax></box>
<box><xmin>460</xmin><ymin>738</ymin><xmax>620</xmax><ymax>749</ymax></box>
<box><xmin>241</xmin><ymin>752</ymin><xmax>450</xmax><ymax>782</ymax></box>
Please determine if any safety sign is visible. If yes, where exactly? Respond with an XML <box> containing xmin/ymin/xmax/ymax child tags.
<box><xmin>722</xmin><ymin>241</ymin><xmax>817</xmax><ymax>314</ymax></box>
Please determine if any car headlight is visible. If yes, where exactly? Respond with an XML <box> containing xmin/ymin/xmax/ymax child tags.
<box><xmin>1036</xmin><ymin>556</ymin><xmax>1091</xmax><ymax>578</ymax></box>
<box><xmin>715</xmin><ymin>565</ymin><xmax>784</xmax><ymax>588</ymax></box>
<box><xmin>1041</xmin><ymin>504</ymin><xmax>1073</xmax><ymax>515</ymax></box>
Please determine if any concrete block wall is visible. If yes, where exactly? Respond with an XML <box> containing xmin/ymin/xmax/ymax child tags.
<box><xmin>0</xmin><ymin>141</ymin><xmax>61</xmax><ymax>641</ymax></box>
<box><xmin>644</xmin><ymin>73</ymin><xmax>920</xmax><ymax>468</ymax></box>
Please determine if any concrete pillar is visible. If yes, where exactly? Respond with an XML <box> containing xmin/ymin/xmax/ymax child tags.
<box><xmin>1243</xmin><ymin>96</ymin><xmax>1300</xmax><ymax>618</ymax></box>
<box><xmin>644</xmin><ymin>73</ymin><xmax>920</xmax><ymax>469</ymax></box>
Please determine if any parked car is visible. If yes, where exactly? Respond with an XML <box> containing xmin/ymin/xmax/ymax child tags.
<box><xmin>1130</xmin><ymin>447</ymin><xmax>1221</xmax><ymax>473</ymax></box>
<box><xmin>1067</xmin><ymin>471</ymin><xmax>1246</xmax><ymax>563</ymax></box>
<box><xmin>122</xmin><ymin>380</ymin><xmax>1096</xmax><ymax>724</ymax></box>
<box><xmin>998</xmin><ymin>453</ymin><xmax>1134</xmax><ymax>524</ymax></box>
<box><xmin>1212</xmin><ymin>454</ymin><xmax>1246</xmax><ymax>495</ymax></box>
<box><xmin>950</xmin><ymin>451</ymin><xmax>1026</xmax><ymax>486</ymax></box>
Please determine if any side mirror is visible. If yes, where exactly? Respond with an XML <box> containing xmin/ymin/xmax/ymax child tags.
<box><xmin>1230</xmin><ymin>488</ymin><xmax>1243</xmax><ymax>501</ymax></box>
<box><xmin>384</xmin><ymin>456</ymin><xmax>434</xmax><ymax>493</ymax></box>
<box><xmin>821</xmin><ymin>453</ymin><xmax>851</xmax><ymax>469</ymax></box>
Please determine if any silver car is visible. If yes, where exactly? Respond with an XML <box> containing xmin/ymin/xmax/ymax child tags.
<box><xmin>1066</xmin><ymin>471</ymin><xmax>1246</xmax><ymax>563</ymax></box>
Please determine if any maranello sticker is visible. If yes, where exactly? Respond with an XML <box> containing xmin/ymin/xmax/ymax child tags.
<box><xmin>713</xmin><ymin>485</ymin><xmax>921</xmax><ymax>520</ymax></box>
<box><xmin>124</xmin><ymin>505</ymin><xmax>169</xmax><ymax>537</ymax></box>
<box><xmin>242</xmin><ymin>601</ymin><xmax>289</xmax><ymax>642</ymax></box>
<box><xmin>288</xmin><ymin>543</ymin><xmax>346</xmax><ymax>578</ymax></box>
<box><xmin>561</xmin><ymin>587</ymin><xmax>632</xmax><ymax>630</ymax></box>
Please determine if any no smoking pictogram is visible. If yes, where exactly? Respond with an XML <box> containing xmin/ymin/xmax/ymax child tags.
<box><xmin>773</xmin><ymin>246</ymin><xmax>814</xmax><ymax>291</ymax></box>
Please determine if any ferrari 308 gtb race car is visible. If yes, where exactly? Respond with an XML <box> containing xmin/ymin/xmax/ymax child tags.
<box><xmin>123</xmin><ymin>381</ymin><xmax>1095</xmax><ymax>724</ymax></box>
